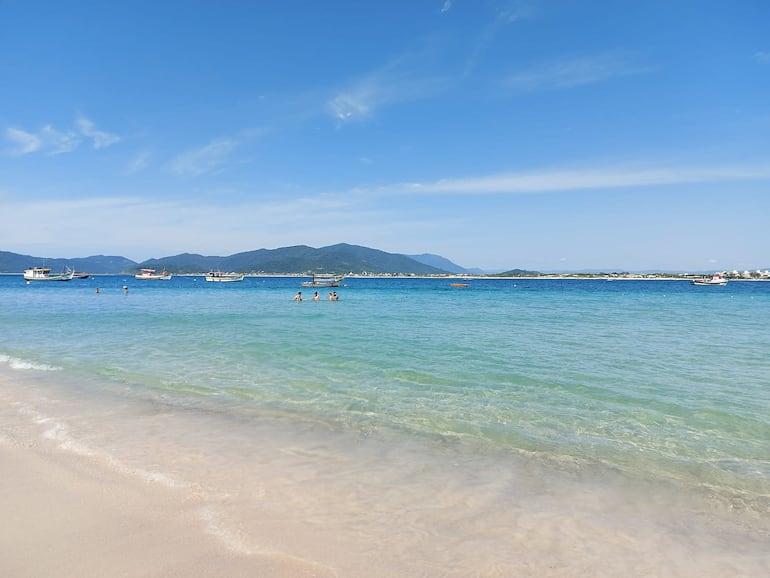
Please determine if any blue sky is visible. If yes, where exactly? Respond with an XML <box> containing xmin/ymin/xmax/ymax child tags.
<box><xmin>2</xmin><ymin>0</ymin><xmax>769</xmax><ymax>272</ymax></box>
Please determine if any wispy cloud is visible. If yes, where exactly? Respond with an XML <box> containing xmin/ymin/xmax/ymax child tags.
<box><xmin>504</xmin><ymin>53</ymin><xmax>652</xmax><ymax>91</ymax></box>
<box><xmin>386</xmin><ymin>163</ymin><xmax>770</xmax><ymax>195</ymax></box>
<box><xmin>440</xmin><ymin>0</ymin><xmax>452</xmax><ymax>13</ymax></box>
<box><xmin>169</xmin><ymin>138</ymin><xmax>238</xmax><ymax>176</ymax></box>
<box><xmin>76</xmin><ymin>116</ymin><xmax>121</xmax><ymax>149</ymax></box>
<box><xmin>125</xmin><ymin>151</ymin><xmax>151</xmax><ymax>174</ymax></box>
<box><xmin>6</xmin><ymin>125</ymin><xmax>80</xmax><ymax>156</ymax></box>
<box><xmin>167</xmin><ymin>128</ymin><xmax>266</xmax><ymax>177</ymax></box>
<box><xmin>6</xmin><ymin>128</ymin><xmax>43</xmax><ymax>155</ymax></box>
<box><xmin>5</xmin><ymin>116</ymin><xmax>119</xmax><ymax>156</ymax></box>
<box><xmin>0</xmin><ymin>191</ymin><xmax>371</xmax><ymax>260</ymax></box>
<box><xmin>328</xmin><ymin>55</ymin><xmax>451</xmax><ymax>124</ymax></box>
<box><xmin>754</xmin><ymin>51</ymin><xmax>770</xmax><ymax>63</ymax></box>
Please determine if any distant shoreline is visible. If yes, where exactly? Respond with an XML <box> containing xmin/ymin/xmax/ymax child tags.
<box><xmin>3</xmin><ymin>271</ymin><xmax>769</xmax><ymax>281</ymax></box>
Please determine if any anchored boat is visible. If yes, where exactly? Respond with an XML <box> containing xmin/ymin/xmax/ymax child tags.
<box><xmin>205</xmin><ymin>271</ymin><xmax>245</xmax><ymax>282</ymax></box>
<box><xmin>692</xmin><ymin>274</ymin><xmax>728</xmax><ymax>286</ymax></box>
<box><xmin>23</xmin><ymin>267</ymin><xmax>74</xmax><ymax>282</ymax></box>
<box><xmin>301</xmin><ymin>273</ymin><xmax>344</xmax><ymax>288</ymax></box>
<box><xmin>135</xmin><ymin>268</ymin><xmax>172</xmax><ymax>280</ymax></box>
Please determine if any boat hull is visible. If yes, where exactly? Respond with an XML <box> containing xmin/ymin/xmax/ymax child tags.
<box><xmin>135</xmin><ymin>268</ymin><xmax>172</xmax><ymax>280</ymax></box>
<box><xmin>23</xmin><ymin>268</ymin><xmax>74</xmax><ymax>281</ymax></box>
<box><xmin>205</xmin><ymin>273</ymin><xmax>244</xmax><ymax>282</ymax></box>
<box><xmin>301</xmin><ymin>274</ymin><xmax>344</xmax><ymax>288</ymax></box>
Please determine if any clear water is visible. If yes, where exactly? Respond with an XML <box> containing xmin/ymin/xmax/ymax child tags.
<box><xmin>2</xmin><ymin>275</ymin><xmax>769</xmax><ymax>575</ymax></box>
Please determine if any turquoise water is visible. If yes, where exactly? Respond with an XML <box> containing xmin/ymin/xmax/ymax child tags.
<box><xmin>2</xmin><ymin>275</ymin><xmax>769</xmax><ymax>574</ymax></box>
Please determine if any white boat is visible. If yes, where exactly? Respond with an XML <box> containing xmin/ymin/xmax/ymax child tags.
<box><xmin>692</xmin><ymin>274</ymin><xmax>728</xmax><ymax>286</ymax></box>
<box><xmin>23</xmin><ymin>267</ymin><xmax>74</xmax><ymax>282</ymax></box>
<box><xmin>205</xmin><ymin>270</ymin><xmax>244</xmax><ymax>282</ymax></box>
<box><xmin>301</xmin><ymin>273</ymin><xmax>344</xmax><ymax>287</ymax></box>
<box><xmin>135</xmin><ymin>268</ymin><xmax>172</xmax><ymax>280</ymax></box>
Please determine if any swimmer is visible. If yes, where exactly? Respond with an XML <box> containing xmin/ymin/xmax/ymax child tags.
<box><xmin>313</xmin><ymin>291</ymin><xmax>320</xmax><ymax>301</ymax></box>
<box><xmin>294</xmin><ymin>291</ymin><xmax>302</xmax><ymax>301</ymax></box>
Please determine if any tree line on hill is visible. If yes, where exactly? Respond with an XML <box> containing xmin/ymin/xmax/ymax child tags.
<box><xmin>0</xmin><ymin>244</ymin><xmax>483</xmax><ymax>275</ymax></box>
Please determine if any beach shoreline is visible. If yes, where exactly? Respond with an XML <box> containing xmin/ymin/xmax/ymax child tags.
<box><xmin>0</xmin><ymin>423</ymin><xmax>330</xmax><ymax>578</ymax></box>
<box><xmin>3</xmin><ymin>367</ymin><xmax>769</xmax><ymax>578</ymax></box>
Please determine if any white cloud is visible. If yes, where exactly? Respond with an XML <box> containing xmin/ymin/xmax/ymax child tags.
<box><xmin>6</xmin><ymin>128</ymin><xmax>42</xmax><ymax>155</ymax></box>
<box><xmin>754</xmin><ymin>51</ymin><xmax>770</xmax><ymax>63</ymax></box>
<box><xmin>329</xmin><ymin>92</ymin><xmax>372</xmax><ymax>123</ymax></box>
<box><xmin>441</xmin><ymin>0</ymin><xmax>452</xmax><ymax>13</ymax></box>
<box><xmin>505</xmin><ymin>53</ymin><xmax>651</xmax><ymax>91</ymax></box>
<box><xmin>386</xmin><ymin>163</ymin><xmax>770</xmax><ymax>196</ymax></box>
<box><xmin>126</xmin><ymin>151</ymin><xmax>151</xmax><ymax>174</ymax></box>
<box><xmin>6</xmin><ymin>125</ymin><xmax>80</xmax><ymax>155</ymax></box>
<box><xmin>328</xmin><ymin>56</ymin><xmax>450</xmax><ymax>124</ymax></box>
<box><xmin>0</xmin><ymin>191</ymin><xmax>376</xmax><ymax>261</ymax></box>
<box><xmin>5</xmin><ymin>116</ymin><xmax>119</xmax><ymax>155</ymax></box>
<box><xmin>76</xmin><ymin>116</ymin><xmax>121</xmax><ymax>149</ymax></box>
<box><xmin>169</xmin><ymin>138</ymin><xmax>238</xmax><ymax>176</ymax></box>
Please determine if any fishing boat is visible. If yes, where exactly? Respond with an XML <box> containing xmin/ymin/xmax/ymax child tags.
<box><xmin>205</xmin><ymin>270</ymin><xmax>244</xmax><ymax>282</ymax></box>
<box><xmin>135</xmin><ymin>268</ymin><xmax>172</xmax><ymax>280</ymax></box>
<box><xmin>23</xmin><ymin>267</ymin><xmax>75</xmax><ymax>282</ymax></box>
<box><xmin>301</xmin><ymin>273</ymin><xmax>344</xmax><ymax>288</ymax></box>
<box><xmin>692</xmin><ymin>274</ymin><xmax>728</xmax><ymax>286</ymax></box>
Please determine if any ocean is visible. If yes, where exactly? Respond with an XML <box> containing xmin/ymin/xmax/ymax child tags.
<box><xmin>1</xmin><ymin>274</ymin><xmax>768</xmax><ymax>576</ymax></box>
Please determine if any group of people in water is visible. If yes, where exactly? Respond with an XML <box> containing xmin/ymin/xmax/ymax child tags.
<box><xmin>294</xmin><ymin>291</ymin><xmax>339</xmax><ymax>301</ymax></box>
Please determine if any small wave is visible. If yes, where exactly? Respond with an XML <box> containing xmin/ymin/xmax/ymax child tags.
<box><xmin>0</xmin><ymin>354</ymin><xmax>62</xmax><ymax>372</ymax></box>
<box><xmin>23</xmin><ymin>406</ymin><xmax>187</xmax><ymax>491</ymax></box>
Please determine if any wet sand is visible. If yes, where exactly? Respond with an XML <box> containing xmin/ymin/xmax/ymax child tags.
<box><xmin>0</xmin><ymin>441</ymin><xmax>327</xmax><ymax>578</ymax></box>
<box><xmin>2</xmin><ymin>369</ymin><xmax>768</xmax><ymax>578</ymax></box>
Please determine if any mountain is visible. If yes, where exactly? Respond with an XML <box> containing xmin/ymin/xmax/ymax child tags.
<box><xmin>140</xmin><ymin>244</ymin><xmax>448</xmax><ymax>274</ymax></box>
<box><xmin>0</xmin><ymin>244</ymin><xmax>449</xmax><ymax>275</ymax></box>
<box><xmin>406</xmin><ymin>253</ymin><xmax>471</xmax><ymax>274</ymax></box>
<box><xmin>0</xmin><ymin>251</ymin><xmax>137</xmax><ymax>273</ymax></box>
<box><xmin>496</xmin><ymin>268</ymin><xmax>542</xmax><ymax>277</ymax></box>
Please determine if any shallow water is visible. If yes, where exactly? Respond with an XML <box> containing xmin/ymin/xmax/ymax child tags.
<box><xmin>1</xmin><ymin>275</ymin><xmax>768</xmax><ymax>575</ymax></box>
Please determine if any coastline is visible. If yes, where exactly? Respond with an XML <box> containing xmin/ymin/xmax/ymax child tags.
<box><xmin>5</xmin><ymin>270</ymin><xmax>769</xmax><ymax>281</ymax></box>
<box><xmin>3</xmin><ymin>367</ymin><xmax>769</xmax><ymax>578</ymax></box>
<box><xmin>0</xmin><ymin>441</ymin><xmax>332</xmax><ymax>578</ymax></box>
<box><xmin>0</xmin><ymin>372</ymin><xmax>337</xmax><ymax>578</ymax></box>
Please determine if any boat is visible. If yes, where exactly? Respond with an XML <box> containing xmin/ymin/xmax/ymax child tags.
<box><xmin>72</xmin><ymin>271</ymin><xmax>91</xmax><ymax>279</ymax></box>
<box><xmin>205</xmin><ymin>270</ymin><xmax>244</xmax><ymax>282</ymax></box>
<box><xmin>135</xmin><ymin>268</ymin><xmax>172</xmax><ymax>280</ymax></box>
<box><xmin>692</xmin><ymin>274</ymin><xmax>728</xmax><ymax>286</ymax></box>
<box><xmin>301</xmin><ymin>273</ymin><xmax>344</xmax><ymax>288</ymax></box>
<box><xmin>23</xmin><ymin>267</ymin><xmax>75</xmax><ymax>282</ymax></box>
<box><xmin>450</xmin><ymin>283</ymin><xmax>470</xmax><ymax>287</ymax></box>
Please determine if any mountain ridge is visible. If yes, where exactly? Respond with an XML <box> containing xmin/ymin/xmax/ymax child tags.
<box><xmin>0</xmin><ymin>244</ymin><xmax>456</xmax><ymax>275</ymax></box>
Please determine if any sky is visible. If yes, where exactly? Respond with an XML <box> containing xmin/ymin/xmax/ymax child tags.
<box><xmin>1</xmin><ymin>0</ymin><xmax>769</xmax><ymax>272</ymax></box>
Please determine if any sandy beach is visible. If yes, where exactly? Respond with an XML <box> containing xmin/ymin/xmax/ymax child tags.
<box><xmin>2</xmin><ymin>273</ymin><xmax>769</xmax><ymax>578</ymax></box>
<box><xmin>3</xmin><ymin>374</ymin><xmax>769</xmax><ymax>578</ymax></box>
<box><xmin>0</xmin><ymin>439</ymin><xmax>329</xmax><ymax>578</ymax></box>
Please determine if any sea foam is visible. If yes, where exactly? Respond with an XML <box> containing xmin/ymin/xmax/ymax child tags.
<box><xmin>0</xmin><ymin>354</ymin><xmax>62</xmax><ymax>372</ymax></box>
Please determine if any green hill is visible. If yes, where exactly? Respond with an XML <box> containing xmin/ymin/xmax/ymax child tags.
<box><xmin>0</xmin><ymin>251</ymin><xmax>137</xmax><ymax>274</ymax></box>
<box><xmin>0</xmin><ymin>244</ymin><xmax>450</xmax><ymax>275</ymax></box>
<box><xmin>140</xmin><ymin>244</ymin><xmax>448</xmax><ymax>274</ymax></box>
